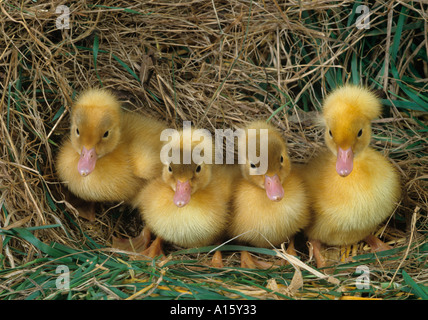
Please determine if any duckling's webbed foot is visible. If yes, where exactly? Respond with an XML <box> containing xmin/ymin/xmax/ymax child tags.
<box><xmin>142</xmin><ymin>236</ymin><xmax>165</xmax><ymax>259</ymax></box>
<box><xmin>64</xmin><ymin>190</ymin><xmax>97</xmax><ymax>222</ymax></box>
<box><xmin>112</xmin><ymin>226</ymin><xmax>151</xmax><ymax>254</ymax></box>
<box><xmin>364</xmin><ymin>234</ymin><xmax>391</xmax><ymax>252</ymax></box>
<box><xmin>309</xmin><ymin>239</ymin><xmax>327</xmax><ymax>269</ymax></box>
<box><xmin>210</xmin><ymin>250</ymin><xmax>224</xmax><ymax>268</ymax></box>
<box><xmin>77</xmin><ymin>201</ymin><xmax>96</xmax><ymax>222</ymax></box>
<box><xmin>240</xmin><ymin>251</ymin><xmax>274</xmax><ymax>269</ymax></box>
<box><xmin>285</xmin><ymin>237</ymin><xmax>297</xmax><ymax>256</ymax></box>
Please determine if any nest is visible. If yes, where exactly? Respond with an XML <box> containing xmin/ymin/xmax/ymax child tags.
<box><xmin>0</xmin><ymin>0</ymin><xmax>427</xmax><ymax>300</ymax></box>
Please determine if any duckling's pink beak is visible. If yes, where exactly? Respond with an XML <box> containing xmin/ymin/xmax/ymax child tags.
<box><xmin>174</xmin><ymin>180</ymin><xmax>191</xmax><ymax>207</ymax></box>
<box><xmin>78</xmin><ymin>146</ymin><xmax>97</xmax><ymax>177</ymax></box>
<box><xmin>264</xmin><ymin>174</ymin><xmax>284</xmax><ymax>201</ymax></box>
<box><xmin>336</xmin><ymin>147</ymin><xmax>353</xmax><ymax>177</ymax></box>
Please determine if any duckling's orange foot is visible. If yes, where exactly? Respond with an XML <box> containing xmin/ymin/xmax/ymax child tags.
<box><xmin>309</xmin><ymin>239</ymin><xmax>327</xmax><ymax>269</ymax></box>
<box><xmin>112</xmin><ymin>228</ymin><xmax>151</xmax><ymax>254</ymax></box>
<box><xmin>76</xmin><ymin>202</ymin><xmax>96</xmax><ymax>221</ymax></box>
<box><xmin>66</xmin><ymin>192</ymin><xmax>97</xmax><ymax>221</ymax></box>
<box><xmin>284</xmin><ymin>237</ymin><xmax>298</xmax><ymax>257</ymax></box>
<box><xmin>141</xmin><ymin>237</ymin><xmax>165</xmax><ymax>260</ymax></box>
<box><xmin>339</xmin><ymin>245</ymin><xmax>354</xmax><ymax>264</ymax></box>
<box><xmin>210</xmin><ymin>250</ymin><xmax>224</xmax><ymax>268</ymax></box>
<box><xmin>364</xmin><ymin>235</ymin><xmax>391</xmax><ymax>252</ymax></box>
<box><xmin>62</xmin><ymin>190</ymin><xmax>96</xmax><ymax>222</ymax></box>
<box><xmin>240</xmin><ymin>251</ymin><xmax>274</xmax><ymax>269</ymax></box>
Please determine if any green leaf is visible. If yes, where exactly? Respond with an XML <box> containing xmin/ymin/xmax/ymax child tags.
<box><xmin>173</xmin><ymin>244</ymin><xmax>279</xmax><ymax>258</ymax></box>
<box><xmin>93</xmin><ymin>34</ymin><xmax>103</xmax><ymax>86</ymax></box>
<box><xmin>51</xmin><ymin>105</ymin><xmax>65</xmax><ymax>123</ymax></box>
<box><xmin>390</xmin><ymin>6</ymin><xmax>408</xmax><ymax>62</ymax></box>
<box><xmin>381</xmin><ymin>99</ymin><xmax>427</xmax><ymax>112</ymax></box>
<box><xmin>111</xmin><ymin>53</ymin><xmax>140</xmax><ymax>82</ymax></box>
<box><xmin>346</xmin><ymin>1</ymin><xmax>361</xmax><ymax>28</ymax></box>
<box><xmin>267</xmin><ymin>101</ymin><xmax>292</xmax><ymax>122</ymax></box>
<box><xmin>11</xmin><ymin>228</ymin><xmax>72</xmax><ymax>263</ymax></box>
<box><xmin>351</xmin><ymin>51</ymin><xmax>359</xmax><ymax>85</ymax></box>
<box><xmin>389</xmin><ymin>62</ymin><xmax>428</xmax><ymax>111</ymax></box>
<box><xmin>402</xmin><ymin>270</ymin><xmax>428</xmax><ymax>300</ymax></box>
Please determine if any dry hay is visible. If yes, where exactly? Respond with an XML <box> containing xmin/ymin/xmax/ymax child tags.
<box><xmin>0</xmin><ymin>0</ymin><xmax>427</xmax><ymax>300</ymax></box>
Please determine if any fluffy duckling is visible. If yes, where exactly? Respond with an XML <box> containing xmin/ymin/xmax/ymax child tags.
<box><xmin>137</xmin><ymin>128</ymin><xmax>240</xmax><ymax>266</ymax></box>
<box><xmin>302</xmin><ymin>85</ymin><xmax>401</xmax><ymax>268</ymax></box>
<box><xmin>56</xmin><ymin>88</ymin><xmax>167</xmax><ymax>220</ymax></box>
<box><xmin>229</xmin><ymin>121</ymin><xmax>310</xmax><ymax>268</ymax></box>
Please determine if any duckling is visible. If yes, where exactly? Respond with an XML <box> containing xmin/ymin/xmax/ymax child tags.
<box><xmin>137</xmin><ymin>128</ymin><xmax>240</xmax><ymax>266</ymax></box>
<box><xmin>229</xmin><ymin>121</ymin><xmax>310</xmax><ymax>269</ymax></box>
<box><xmin>56</xmin><ymin>88</ymin><xmax>167</xmax><ymax>221</ymax></box>
<box><xmin>302</xmin><ymin>85</ymin><xmax>401</xmax><ymax>268</ymax></box>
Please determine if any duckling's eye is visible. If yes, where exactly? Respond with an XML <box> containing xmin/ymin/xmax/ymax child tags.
<box><xmin>280</xmin><ymin>155</ymin><xmax>284</xmax><ymax>163</ymax></box>
<box><xmin>357</xmin><ymin>129</ymin><xmax>363</xmax><ymax>137</ymax></box>
<box><xmin>250</xmin><ymin>163</ymin><xmax>256</xmax><ymax>169</ymax></box>
<box><xmin>103</xmin><ymin>130</ymin><xmax>109</xmax><ymax>138</ymax></box>
<box><xmin>76</xmin><ymin>128</ymin><xmax>80</xmax><ymax>136</ymax></box>
<box><xmin>168</xmin><ymin>165</ymin><xmax>172</xmax><ymax>173</ymax></box>
<box><xmin>195</xmin><ymin>165</ymin><xmax>201</xmax><ymax>173</ymax></box>
<box><xmin>328</xmin><ymin>130</ymin><xmax>333</xmax><ymax>138</ymax></box>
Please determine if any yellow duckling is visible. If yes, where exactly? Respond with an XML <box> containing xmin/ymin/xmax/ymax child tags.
<box><xmin>229</xmin><ymin>121</ymin><xmax>310</xmax><ymax>268</ymax></box>
<box><xmin>136</xmin><ymin>128</ymin><xmax>240</xmax><ymax>266</ymax></box>
<box><xmin>56</xmin><ymin>88</ymin><xmax>166</xmax><ymax>220</ymax></box>
<box><xmin>302</xmin><ymin>85</ymin><xmax>401</xmax><ymax>268</ymax></box>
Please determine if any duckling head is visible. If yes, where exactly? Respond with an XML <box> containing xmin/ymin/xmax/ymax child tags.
<box><xmin>322</xmin><ymin>85</ymin><xmax>381</xmax><ymax>177</ymax></box>
<box><xmin>70</xmin><ymin>89</ymin><xmax>122</xmax><ymax>177</ymax></box>
<box><xmin>161</xmin><ymin>129</ymin><xmax>213</xmax><ymax>207</ymax></box>
<box><xmin>162</xmin><ymin>162</ymin><xmax>212</xmax><ymax>207</ymax></box>
<box><xmin>241</xmin><ymin>122</ymin><xmax>290</xmax><ymax>201</ymax></box>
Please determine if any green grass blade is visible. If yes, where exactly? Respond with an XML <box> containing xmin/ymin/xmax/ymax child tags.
<box><xmin>111</xmin><ymin>53</ymin><xmax>140</xmax><ymax>82</ymax></box>
<box><xmin>11</xmin><ymin>228</ymin><xmax>73</xmax><ymax>263</ymax></box>
<box><xmin>390</xmin><ymin>62</ymin><xmax>428</xmax><ymax>111</ymax></box>
<box><xmin>351</xmin><ymin>51</ymin><xmax>359</xmax><ymax>85</ymax></box>
<box><xmin>402</xmin><ymin>270</ymin><xmax>428</xmax><ymax>300</ymax></box>
<box><xmin>93</xmin><ymin>34</ymin><xmax>103</xmax><ymax>86</ymax></box>
<box><xmin>51</xmin><ymin>105</ymin><xmax>65</xmax><ymax>123</ymax></box>
<box><xmin>390</xmin><ymin>6</ymin><xmax>407</xmax><ymax>63</ymax></box>
<box><xmin>381</xmin><ymin>98</ymin><xmax>427</xmax><ymax>112</ymax></box>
